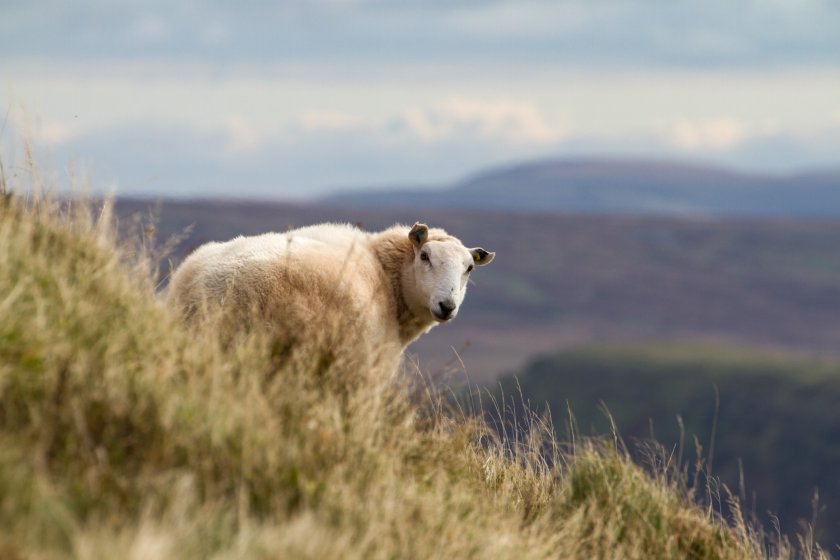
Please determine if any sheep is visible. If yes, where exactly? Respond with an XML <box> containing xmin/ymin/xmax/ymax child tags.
<box><xmin>167</xmin><ymin>222</ymin><xmax>494</xmax><ymax>371</ymax></box>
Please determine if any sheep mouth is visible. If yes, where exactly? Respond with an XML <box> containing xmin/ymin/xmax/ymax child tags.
<box><xmin>432</xmin><ymin>310</ymin><xmax>454</xmax><ymax>323</ymax></box>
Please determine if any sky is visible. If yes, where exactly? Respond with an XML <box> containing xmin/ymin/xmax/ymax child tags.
<box><xmin>2</xmin><ymin>0</ymin><xmax>839</xmax><ymax>199</ymax></box>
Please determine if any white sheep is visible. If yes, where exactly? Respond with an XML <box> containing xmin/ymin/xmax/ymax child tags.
<box><xmin>167</xmin><ymin>222</ymin><xmax>494</xmax><ymax>370</ymax></box>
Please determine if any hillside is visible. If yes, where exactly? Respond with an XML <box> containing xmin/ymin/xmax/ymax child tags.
<box><xmin>494</xmin><ymin>344</ymin><xmax>840</xmax><ymax>548</ymax></box>
<box><xmin>325</xmin><ymin>159</ymin><xmax>840</xmax><ymax>217</ymax></box>
<box><xmin>0</xmin><ymin>183</ymin><xmax>825</xmax><ymax>557</ymax></box>
<box><xmin>117</xmin><ymin>198</ymin><xmax>840</xmax><ymax>382</ymax></box>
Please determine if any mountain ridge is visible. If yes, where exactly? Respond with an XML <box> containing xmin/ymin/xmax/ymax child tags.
<box><xmin>325</xmin><ymin>158</ymin><xmax>840</xmax><ymax>217</ymax></box>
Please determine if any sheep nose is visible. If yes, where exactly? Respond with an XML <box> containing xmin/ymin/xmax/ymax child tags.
<box><xmin>437</xmin><ymin>300</ymin><xmax>456</xmax><ymax>320</ymax></box>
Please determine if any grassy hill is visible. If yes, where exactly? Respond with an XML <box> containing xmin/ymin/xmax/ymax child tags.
<box><xmin>494</xmin><ymin>344</ymin><xmax>840</xmax><ymax>549</ymax></box>
<box><xmin>0</xmin><ymin>182</ymin><xmax>826</xmax><ymax>557</ymax></box>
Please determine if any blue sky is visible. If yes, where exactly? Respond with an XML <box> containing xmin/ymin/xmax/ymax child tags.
<box><xmin>2</xmin><ymin>0</ymin><xmax>839</xmax><ymax>198</ymax></box>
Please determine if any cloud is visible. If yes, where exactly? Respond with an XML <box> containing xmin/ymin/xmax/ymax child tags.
<box><xmin>291</xmin><ymin>100</ymin><xmax>564</xmax><ymax>146</ymax></box>
<box><xmin>3</xmin><ymin>110</ymin><xmax>82</xmax><ymax>150</ymax></box>
<box><xmin>4</xmin><ymin>60</ymin><xmax>838</xmax><ymax>199</ymax></box>
<box><xmin>670</xmin><ymin>118</ymin><xmax>748</xmax><ymax>151</ymax></box>
<box><xmin>39</xmin><ymin>120</ymin><xmax>78</xmax><ymax>147</ymax></box>
<box><xmin>2</xmin><ymin>0</ymin><xmax>838</xmax><ymax>68</ymax></box>
<box><xmin>6</xmin><ymin>111</ymin><xmax>839</xmax><ymax>201</ymax></box>
<box><xmin>390</xmin><ymin>100</ymin><xmax>564</xmax><ymax>145</ymax></box>
<box><xmin>4</xmin><ymin>107</ymin><xmax>562</xmax><ymax>198</ymax></box>
<box><xmin>296</xmin><ymin>111</ymin><xmax>364</xmax><ymax>132</ymax></box>
<box><xmin>222</xmin><ymin>116</ymin><xmax>267</xmax><ymax>156</ymax></box>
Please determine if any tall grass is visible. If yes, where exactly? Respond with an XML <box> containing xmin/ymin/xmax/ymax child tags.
<box><xmin>0</xmin><ymin>154</ymin><xmax>828</xmax><ymax>559</ymax></box>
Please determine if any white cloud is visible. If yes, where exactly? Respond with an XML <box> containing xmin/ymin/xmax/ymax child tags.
<box><xmin>670</xmin><ymin>117</ymin><xmax>748</xmax><ymax>151</ymax></box>
<box><xmin>288</xmin><ymin>100</ymin><xmax>564</xmax><ymax>146</ymax></box>
<box><xmin>5</xmin><ymin>60</ymin><xmax>839</xmax><ymax>198</ymax></box>
<box><xmin>39</xmin><ymin>120</ymin><xmax>77</xmax><ymax>147</ymax></box>
<box><xmin>222</xmin><ymin>116</ymin><xmax>266</xmax><ymax>156</ymax></box>
<box><xmin>4</xmin><ymin>109</ymin><xmax>82</xmax><ymax>149</ymax></box>
<box><xmin>296</xmin><ymin>111</ymin><xmax>364</xmax><ymax>132</ymax></box>
<box><xmin>394</xmin><ymin>99</ymin><xmax>564</xmax><ymax>144</ymax></box>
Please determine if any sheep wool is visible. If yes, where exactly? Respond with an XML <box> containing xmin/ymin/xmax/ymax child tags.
<box><xmin>167</xmin><ymin>222</ymin><xmax>494</xmax><ymax>371</ymax></box>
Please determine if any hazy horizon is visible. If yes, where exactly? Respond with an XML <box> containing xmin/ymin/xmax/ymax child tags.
<box><xmin>102</xmin><ymin>156</ymin><xmax>840</xmax><ymax>205</ymax></box>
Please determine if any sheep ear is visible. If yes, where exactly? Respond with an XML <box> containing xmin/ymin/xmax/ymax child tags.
<box><xmin>408</xmin><ymin>222</ymin><xmax>429</xmax><ymax>248</ymax></box>
<box><xmin>470</xmin><ymin>248</ymin><xmax>495</xmax><ymax>266</ymax></box>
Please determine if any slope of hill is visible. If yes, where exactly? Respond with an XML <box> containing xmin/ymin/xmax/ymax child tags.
<box><xmin>325</xmin><ymin>159</ymin><xmax>840</xmax><ymax>217</ymax></box>
<box><xmin>0</xmin><ymin>181</ymin><xmax>824</xmax><ymax>558</ymax></box>
<box><xmin>117</xmin><ymin>198</ymin><xmax>840</xmax><ymax>382</ymax></box>
<box><xmin>494</xmin><ymin>343</ymin><xmax>840</xmax><ymax>548</ymax></box>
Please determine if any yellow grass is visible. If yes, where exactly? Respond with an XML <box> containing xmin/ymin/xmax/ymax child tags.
<box><xmin>0</xmin><ymin>152</ymin><xmax>827</xmax><ymax>559</ymax></box>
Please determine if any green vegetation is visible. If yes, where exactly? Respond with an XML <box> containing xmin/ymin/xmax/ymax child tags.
<box><xmin>0</xmin><ymin>170</ymin><xmax>827</xmax><ymax>558</ymax></box>
<box><xmin>497</xmin><ymin>344</ymin><xmax>840</xmax><ymax>548</ymax></box>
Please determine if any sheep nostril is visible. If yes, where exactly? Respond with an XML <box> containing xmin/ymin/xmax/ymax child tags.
<box><xmin>438</xmin><ymin>300</ymin><xmax>456</xmax><ymax>319</ymax></box>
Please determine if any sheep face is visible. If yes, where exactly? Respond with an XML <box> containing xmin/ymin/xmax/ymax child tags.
<box><xmin>405</xmin><ymin>223</ymin><xmax>495</xmax><ymax>324</ymax></box>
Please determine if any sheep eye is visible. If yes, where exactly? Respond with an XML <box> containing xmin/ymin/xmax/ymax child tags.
<box><xmin>466</xmin><ymin>264</ymin><xmax>474</xmax><ymax>273</ymax></box>
<box><xmin>420</xmin><ymin>252</ymin><xmax>430</xmax><ymax>262</ymax></box>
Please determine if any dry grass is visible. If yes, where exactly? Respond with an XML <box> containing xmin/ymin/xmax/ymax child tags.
<box><xmin>0</xmin><ymin>153</ymin><xmax>829</xmax><ymax>559</ymax></box>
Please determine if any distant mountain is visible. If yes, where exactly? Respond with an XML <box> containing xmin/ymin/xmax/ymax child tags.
<box><xmin>325</xmin><ymin>159</ymin><xmax>840</xmax><ymax>217</ymax></box>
